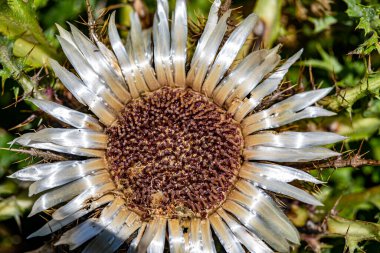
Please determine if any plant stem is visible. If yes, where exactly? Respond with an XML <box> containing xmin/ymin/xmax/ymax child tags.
<box><xmin>253</xmin><ymin>0</ymin><xmax>282</xmax><ymax>48</ymax></box>
<box><xmin>320</xmin><ymin>73</ymin><xmax>380</xmax><ymax>112</ymax></box>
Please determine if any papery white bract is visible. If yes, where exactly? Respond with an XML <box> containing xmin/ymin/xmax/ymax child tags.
<box><xmin>9</xmin><ymin>0</ymin><xmax>343</xmax><ymax>252</ymax></box>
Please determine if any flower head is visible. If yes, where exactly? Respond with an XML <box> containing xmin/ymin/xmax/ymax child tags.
<box><xmin>9</xmin><ymin>0</ymin><xmax>344</xmax><ymax>252</ymax></box>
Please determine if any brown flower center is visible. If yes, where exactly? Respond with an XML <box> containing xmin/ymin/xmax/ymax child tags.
<box><xmin>106</xmin><ymin>87</ymin><xmax>243</xmax><ymax>219</ymax></box>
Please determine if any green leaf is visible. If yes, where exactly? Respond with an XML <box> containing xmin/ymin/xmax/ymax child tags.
<box><xmin>301</xmin><ymin>44</ymin><xmax>343</xmax><ymax>73</ymax></box>
<box><xmin>344</xmin><ymin>0</ymin><xmax>380</xmax><ymax>55</ymax></box>
<box><xmin>33</xmin><ymin>0</ymin><xmax>49</xmax><ymax>9</ymax></box>
<box><xmin>0</xmin><ymin>0</ymin><xmax>46</xmax><ymax>45</ymax></box>
<box><xmin>0</xmin><ymin>194</ymin><xmax>33</xmax><ymax>222</ymax></box>
<box><xmin>0</xmin><ymin>129</ymin><xmax>20</xmax><ymax>178</ymax></box>
<box><xmin>0</xmin><ymin>180</ymin><xmax>17</xmax><ymax>196</ymax></box>
<box><xmin>309</xmin><ymin>16</ymin><xmax>337</xmax><ymax>34</ymax></box>
<box><xmin>40</xmin><ymin>0</ymin><xmax>94</xmax><ymax>28</ymax></box>
<box><xmin>0</xmin><ymin>0</ymin><xmax>57</xmax><ymax>65</ymax></box>
<box><xmin>335</xmin><ymin>186</ymin><xmax>380</xmax><ymax>219</ymax></box>
<box><xmin>320</xmin><ymin>72</ymin><xmax>380</xmax><ymax>112</ymax></box>
<box><xmin>327</xmin><ymin>216</ymin><xmax>380</xmax><ymax>253</ymax></box>
<box><xmin>335</xmin><ymin>115</ymin><xmax>380</xmax><ymax>141</ymax></box>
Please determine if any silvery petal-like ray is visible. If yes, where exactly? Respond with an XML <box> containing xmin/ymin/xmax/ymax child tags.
<box><xmin>203</xmin><ymin>14</ymin><xmax>258</xmax><ymax>97</ymax></box>
<box><xmin>50</xmin><ymin>59</ymin><xmax>116</xmax><ymax>125</ymax></box>
<box><xmin>82</xmin><ymin>208</ymin><xmax>131</xmax><ymax>253</ymax></box>
<box><xmin>200</xmin><ymin>219</ymin><xmax>217</xmax><ymax>253</ymax></box>
<box><xmin>153</xmin><ymin>0</ymin><xmax>174</xmax><ymax>86</ymax></box>
<box><xmin>126</xmin><ymin>212</ymin><xmax>139</xmax><ymax>226</ymax></box>
<box><xmin>56</xmin><ymin>24</ymin><xmax>76</xmax><ymax>48</ymax></box>
<box><xmin>239</xmin><ymin>171</ymin><xmax>323</xmax><ymax>206</ymax></box>
<box><xmin>228</xmin><ymin>190</ymin><xmax>299</xmax><ymax>244</ymax></box>
<box><xmin>12</xmin><ymin>141</ymin><xmax>105</xmax><ymax>157</ymax></box>
<box><xmin>69</xmin><ymin>24</ymin><xmax>131</xmax><ymax>103</ymax></box>
<box><xmin>168</xmin><ymin>219</ymin><xmax>185</xmax><ymax>253</ymax></box>
<box><xmin>136</xmin><ymin>219</ymin><xmax>160</xmax><ymax>253</ymax></box>
<box><xmin>245</xmin><ymin>131</ymin><xmax>346</xmax><ymax>149</ymax></box>
<box><xmin>130</xmin><ymin>12</ymin><xmax>160</xmax><ymax>91</ymax></box>
<box><xmin>55</xmin><ymin>198</ymin><xmax>124</xmax><ymax>250</ymax></box>
<box><xmin>143</xmin><ymin>28</ymin><xmax>153</xmax><ymax>63</ymax></box>
<box><xmin>227</xmin><ymin>100</ymin><xmax>244</xmax><ymax>116</ymax></box>
<box><xmin>184</xmin><ymin>232</ymin><xmax>190</xmax><ymax>253</ymax></box>
<box><xmin>28</xmin><ymin>194</ymin><xmax>114</xmax><ymax>238</ymax></box>
<box><xmin>55</xmin><ymin>218</ymin><xmax>100</xmax><ymax>250</ymax></box>
<box><xmin>187</xmin><ymin>10</ymin><xmax>231</xmax><ymax>92</ymax></box>
<box><xmin>222</xmin><ymin>200</ymin><xmax>290</xmax><ymax>252</ymax></box>
<box><xmin>13</xmin><ymin>128</ymin><xmax>107</xmax><ymax>149</ymax></box>
<box><xmin>96</xmin><ymin>40</ymin><xmax>124</xmax><ymax>78</ymax></box>
<box><xmin>28</xmin><ymin>158</ymin><xmax>106</xmax><ymax>196</ymax></box>
<box><xmin>243</xmin><ymin>146</ymin><xmax>340</xmax><ymax>162</ymax></box>
<box><xmin>209</xmin><ymin>212</ymin><xmax>245</xmax><ymax>253</ymax></box>
<box><xmin>235</xmin><ymin>179</ymin><xmax>303</xmax><ymax>244</ymax></box>
<box><xmin>190</xmin><ymin>0</ymin><xmax>221</xmax><ymax>67</ymax></box>
<box><xmin>189</xmin><ymin>218</ymin><xmax>202</xmax><ymax>253</ymax></box>
<box><xmin>243</xmin><ymin>106</ymin><xmax>336</xmax><ymax>135</ymax></box>
<box><xmin>108</xmin><ymin>219</ymin><xmax>142</xmax><ymax>253</ymax></box>
<box><xmin>108</xmin><ymin>12</ymin><xmax>149</xmax><ymax>98</ymax></box>
<box><xmin>29</xmin><ymin>99</ymin><xmax>103</xmax><ymax>131</ymax></box>
<box><xmin>213</xmin><ymin>49</ymin><xmax>268</xmax><ymax>106</ymax></box>
<box><xmin>29</xmin><ymin>173</ymin><xmax>110</xmax><ymax>217</ymax></box>
<box><xmin>57</xmin><ymin>36</ymin><xmax>123</xmax><ymax>112</ymax></box>
<box><xmin>235</xmin><ymin>180</ymin><xmax>298</xmax><ymax>231</ymax></box>
<box><xmin>127</xmin><ymin>223</ymin><xmax>146</xmax><ymax>253</ymax></box>
<box><xmin>242</xmin><ymin>162</ymin><xmax>323</xmax><ymax>184</ymax></box>
<box><xmin>159</xmin><ymin>0</ymin><xmax>169</xmax><ymax>16</ymax></box>
<box><xmin>233</xmin><ymin>50</ymin><xmax>303</xmax><ymax>122</ymax></box>
<box><xmin>171</xmin><ymin>0</ymin><xmax>187</xmax><ymax>86</ymax></box>
<box><xmin>243</xmin><ymin>88</ymin><xmax>333</xmax><ymax>126</ymax></box>
<box><xmin>9</xmin><ymin>160</ymin><xmax>79</xmax><ymax>181</ymax></box>
<box><xmin>147</xmin><ymin>217</ymin><xmax>167</xmax><ymax>253</ymax></box>
<box><xmin>53</xmin><ymin>181</ymin><xmax>115</xmax><ymax>220</ymax></box>
<box><xmin>217</xmin><ymin>209</ymin><xmax>273</xmax><ymax>253</ymax></box>
<box><xmin>225</xmin><ymin>47</ymin><xmax>281</xmax><ymax>106</ymax></box>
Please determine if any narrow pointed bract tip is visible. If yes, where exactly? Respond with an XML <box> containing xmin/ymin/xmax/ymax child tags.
<box><xmin>7</xmin><ymin>1</ymin><xmax>351</xmax><ymax>253</ymax></box>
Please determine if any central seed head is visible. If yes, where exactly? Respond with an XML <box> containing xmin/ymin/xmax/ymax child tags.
<box><xmin>106</xmin><ymin>87</ymin><xmax>243</xmax><ymax>219</ymax></box>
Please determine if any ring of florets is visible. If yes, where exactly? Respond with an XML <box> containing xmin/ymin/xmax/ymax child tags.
<box><xmin>106</xmin><ymin>87</ymin><xmax>244</xmax><ymax>219</ymax></box>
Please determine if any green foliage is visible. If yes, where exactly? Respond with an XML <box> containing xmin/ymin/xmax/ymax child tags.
<box><xmin>302</xmin><ymin>43</ymin><xmax>343</xmax><ymax>73</ymax></box>
<box><xmin>320</xmin><ymin>72</ymin><xmax>380</xmax><ymax>112</ymax></box>
<box><xmin>344</xmin><ymin>0</ymin><xmax>380</xmax><ymax>55</ymax></box>
<box><xmin>328</xmin><ymin>216</ymin><xmax>380</xmax><ymax>253</ymax></box>
<box><xmin>39</xmin><ymin>0</ymin><xmax>95</xmax><ymax>28</ymax></box>
<box><xmin>0</xmin><ymin>0</ymin><xmax>48</xmax><ymax>46</ymax></box>
<box><xmin>0</xmin><ymin>130</ymin><xmax>19</xmax><ymax>178</ymax></box>
<box><xmin>309</xmin><ymin>16</ymin><xmax>337</xmax><ymax>34</ymax></box>
<box><xmin>0</xmin><ymin>0</ymin><xmax>58</xmax><ymax>68</ymax></box>
<box><xmin>0</xmin><ymin>0</ymin><xmax>379</xmax><ymax>252</ymax></box>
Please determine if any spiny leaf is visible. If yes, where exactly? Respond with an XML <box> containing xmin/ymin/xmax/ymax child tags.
<box><xmin>0</xmin><ymin>0</ymin><xmax>46</xmax><ymax>46</ymax></box>
<box><xmin>0</xmin><ymin>0</ymin><xmax>57</xmax><ymax>64</ymax></box>
<box><xmin>320</xmin><ymin>72</ymin><xmax>380</xmax><ymax>112</ymax></box>
<box><xmin>0</xmin><ymin>37</ymin><xmax>45</xmax><ymax>97</ymax></box>
<box><xmin>344</xmin><ymin>0</ymin><xmax>380</xmax><ymax>55</ymax></box>
<box><xmin>327</xmin><ymin>215</ymin><xmax>380</xmax><ymax>253</ymax></box>
<box><xmin>308</xmin><ymin>16</ymin><xmax>337</xmax><ymax>34</ymax></box>
<box><xmin>335</xmin><ymin>185</ymin><xmax>380</xmax><ymax>219</ymax></box>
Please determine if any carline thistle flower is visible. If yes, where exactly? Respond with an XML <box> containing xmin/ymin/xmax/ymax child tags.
<box><xmin>8</xmin><ymin>0</ymin><xmax>345</xmax><ymax>252</ymax></box>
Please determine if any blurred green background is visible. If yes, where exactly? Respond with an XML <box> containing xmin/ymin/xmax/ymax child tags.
<box><xmin>0</xmin><ymin>0</ymin><xmax>380</xmax><ymax>252</ymax></box>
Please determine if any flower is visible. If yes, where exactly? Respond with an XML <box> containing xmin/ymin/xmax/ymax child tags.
<box><xmin>9</xmin><ymin>0</ymin><xmax>345</xmax><ymax>252</ymax></box>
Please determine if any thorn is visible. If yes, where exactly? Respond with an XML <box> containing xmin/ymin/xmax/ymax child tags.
<box><xmin>357</xmin><ymin>139</ymin><xmax>365</xmax><ymax>156</ymax></box>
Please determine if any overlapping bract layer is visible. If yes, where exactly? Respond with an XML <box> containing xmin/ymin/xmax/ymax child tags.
<box><xmin>9</xmin><ymin>0</ymin><xmax>344</xmax><ymax>252</ymax></box>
